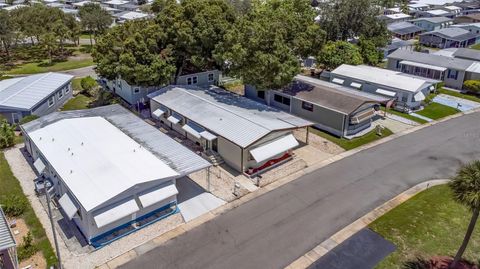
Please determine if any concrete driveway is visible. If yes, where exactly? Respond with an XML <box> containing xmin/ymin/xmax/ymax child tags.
<box><xmin>433</xmin><ymin>94</ymin><xmax>480</xmax><ymax>112</ymax></box>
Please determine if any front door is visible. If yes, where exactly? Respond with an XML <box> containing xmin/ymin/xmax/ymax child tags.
<box><xmin>212</xmin><ymin>139</ymin><xmax>218</xmax><ymax>152</ymax></box>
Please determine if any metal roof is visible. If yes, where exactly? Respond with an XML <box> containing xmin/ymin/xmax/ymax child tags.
<box><xmin>388</xmin><ymin>22</ymin><xmax>424</xmax><ymax>35</ymax></box>
<box><xmin>420</xmin><ymin>27</ymin><xmax>479</xmax><ymax>41</ymax></box>
<box><xmin>22</xmin><ymin>105</ymin><xmax>210</xmax><ymax>179</ymax></box>
<box><xmin>0</xmin><ymin>73</ymin><xmax>73</xmax><ymax>111</ymax></box>
<box><xmin>388</xmin><ymin>49</ymin><xmax>476</xmax><ymax>70</ymax></box>
<box><xmin>409</xmin><ymin>16</ymin><xmax>452</xmax><ymax>24</ymax></box>
<box><xmin>331</xmin><ymin>64</ymin><xmax>432</xmax><ymax>93</ymax></box>
<box><xmin>453</xmin><ymin>48</ymin><xmax>480</xmax><ymax>61</ymax></box>
<box><xmin>0</xmin><ymin>207</ymin><xmax>16</xmax><ymax>251</ymax></box>
<box><xmin>149</xmin><ymin>86</ymin><xmax>313</xmax><ymax>148</ymax></box>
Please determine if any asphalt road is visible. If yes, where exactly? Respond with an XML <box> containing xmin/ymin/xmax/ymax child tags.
<box><xmin>121</xmin><ymin>112</ymin><xmax>480</xmax><ymax>269</ymax></box>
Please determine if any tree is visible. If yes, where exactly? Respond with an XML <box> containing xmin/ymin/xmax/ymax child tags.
<box><xmin>79</xmin><ymin>3</ymin><xmax>112</xmax><ymax>46</ymax></box>
<box><xmin>0</xmin><ymin>10</ymin><xmax>15</xmax><ymax>57</ymax></box>
<box><xmin>41</xmin><ymin>32</ymin><xmax>58</xmax><ymax>64</ymax></box>
<box><xmin>463</xmin><ymin>80</ymin><xmax>480</xmax><ymax>93</ymax></box>
<box><xmin>0</xmin><ymin>120</ymin><xmax>15</xmax><ymax>149</ymax></box>
<box><xmin>215</xmin><ymin>0</ymin><xmax>325</xmax><ymax>90</ymax></box>
<box><xmin>448</xmin><ymin>161</ymin><xmax>480</xmax><ymax>268</ymax></box>
<box><xmin>317</xmin><ymin>41</ymin><xmax>362</xmax><ymax>70</ymax></box>
<box><xmin>358</xmin><ymin>37</ymin><xmax>383</xmax><ymax>66</ymax></box>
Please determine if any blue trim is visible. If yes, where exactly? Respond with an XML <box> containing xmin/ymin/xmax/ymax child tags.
<box><xmin>90</xmin><ymin>202</ymin><xmax>179</xmax><ymax>249</ymax></box>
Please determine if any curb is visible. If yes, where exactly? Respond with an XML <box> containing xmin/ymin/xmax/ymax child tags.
<box><xmin>99</xmin><ymin>108</ymin><xmax>479</xmax><ymax>268</ymax></box>
<box><xmin>284</xmin><ymin>179</ymin><xmax>449</xmax><ymax>269</ymax></box>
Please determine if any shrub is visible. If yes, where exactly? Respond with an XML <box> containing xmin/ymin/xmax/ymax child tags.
<box><xmin>0</xmin><ymin>120</ymin><xmax>15</xmax><ymax>149</ymax></box>
<box><xmin>1</xmin><ymin>194</ymin><xmax>28</xmax><ymax>217</ymax></box>
<box><xmin>80</xmin><ymin>76</ymin><xmax>98</xmax><ymax>96</ymax></box>
<box><xmin>18</xmin><ymin>232</ymin><xmax>38</xmax><ymax>261</ymax></box>
<box><xmin>463</xmin><ymin>80</ymin><xmax>480</xmax><ymax>93</ymax></box>
<box><xmin>19</xmin><ymin>115</ymin><xmax>39</xmax><ymax>125</ymax></box>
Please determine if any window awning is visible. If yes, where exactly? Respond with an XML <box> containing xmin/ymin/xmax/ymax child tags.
<box><xmin>167</xmin><ymin>114</ymin><xmax>182</xmax><ymax>125</ymax></box>
<box><xmin>138</xmin><ymin>183</ymin><xmax>178</xmax><ymax>208</ymax></box>
<box><xmin>376</xmin><ymin>88</ymin><xmax>397</xmax><ymax>97</ymax></box>
<box><xmin>200</xmin><ymin>130</ymin><xmax>217</xmax><ymax>141</ymax></box>
<box><xmin>350</xmin><ymin>109</ymin><xmax>375</xmax><ymax>124</ymax></box>
<box><xmin>182</xmin><ymin>122</ymin><xmax>204</xmax><ymax>139</ymax></box>
<box><xmin>33</xmin><ymin>158</ymin><xmax>46</xmax><ymax>174</ymax></box>
<box><xmin>414</xmin><ymin>91</ymin><xmax>426</xmax><ymax>101</ymax></box>
<box><xmin>152</xmin><ymin>108</ymin><xmax>165</xmax><ymax>119</ymax></box>
<box><xmin>400</xmin><ymin>60</ymin><xmax>447</xmax><ymax>72</ymax></box>
<box><xmin>332</xmin><ymin>78</ymin><xmax>345</xmax><ymax>85</ymax></box>
<box><xmin>249</xmin><ymin>134</ymin><xmax>299</xmax><ymax>163</ymax></box>
<box><xmin>58</xmin><ymin>194</ymin><xmax>78</xmax><ymax>220</ymax></box>
<box><xmin>350</xmin><ymin>82</ymin><xmax>362</xmax><ymax>89</ymax></box>
<box><xmin>93</xmin><ymin>199</ymin><xmax>139</xmax><ymax>229</ymax></box>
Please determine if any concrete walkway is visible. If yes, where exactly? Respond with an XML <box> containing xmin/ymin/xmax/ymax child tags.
<box><xmin>410</xmin><ymin>112</ymin><xmax>433</xmax><ymax>122</ymax></box>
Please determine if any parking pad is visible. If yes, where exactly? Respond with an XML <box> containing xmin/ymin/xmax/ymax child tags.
<box><xmin>308</xmin><ymin>228</ymin><xmax>396</xmax><ymax>269</ymax></box>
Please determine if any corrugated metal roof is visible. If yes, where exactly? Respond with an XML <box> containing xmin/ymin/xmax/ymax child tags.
<box><xmin>409</xmin><ymin>16</ymin><xmax>452</xmax><ymax>23</ymax></box>
<box><xmin>149</xmin><ymin>86</ymin><xmax>313</xmax><ymax>148</ymax></box>
<box><xmin>453</xmin><ymin>48</ymin><xmax>480</xmax><ymax>61</ymax></box>
<box><xmin>22</xmin><ymin>105</ymin><xmax>211</xmax><ymax>177</ymax></box>
<box><xmin>388</xmin><ymin>49</ymin><xmax>475</xmax><ymax>70</ymax></box>
<box><xmin>387</xmin><ymin>22</ymin><xmax>424</xmax><ymax>35</ymax></box>
<box><xmin>0</xmin><ymin>207</ymin><xmax>16</xmax><ymax>251</ymax></box>
<box><xmin>0</xmin><ymin>73</ymin><xmax>73</xmax><ymax>111</ymax></box>
<box><xmin>420</xmin><ymin>27</ymin><xmax>479</xmax><ymax>41</ymax></box>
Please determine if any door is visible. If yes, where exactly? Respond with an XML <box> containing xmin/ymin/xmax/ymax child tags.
<box><xmin>212</xmin><ymin>139</ymin><xmax>218</xmax><ymax>152</ymax></box>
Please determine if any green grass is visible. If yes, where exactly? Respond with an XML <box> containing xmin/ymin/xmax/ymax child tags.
<box><xmin>309</xmin><ymin>127</ymin><xmax>393</xmax><ymax>150</ymax></box>
<box><xmin>0</xmin><ymin>153</ymin><xmax>57</xmax><ymax>266</ymax></box>
<box><xmin>470</xmin><ymin>43</ymin><xmax>480</xmax><ymax>50</ymax></box>
<box><xmin>438</xmin><ymin>88</ymin><xmax>480</xmax><ymax>103</ymax></box>
<box><xmin>72</xmin><ymin>77</ymin><xmax>83</xmax><ymax>92</ymax></box>
<box><xmin>415</xmin><ymin>102</ymin><xmax>460</xmax><ymax>120</ymax></box>
<box><xmin>385</xmin><ymin>109</ymin><xmax>428</xmax><ymax>124</ymax></box>
<box><xmin>370</xmin><ymin>185</ymin><xmax>480</xmax><ymax>268</ymax></box>
<box><xmin>7</xmin><ymin>58</ymin><xmax>94</xmax><ymax>75</ymax></box>
<box><xmin>61</xmin><ymin>94</ymin><xmax>93</xmax><ymax>111</ymax></box>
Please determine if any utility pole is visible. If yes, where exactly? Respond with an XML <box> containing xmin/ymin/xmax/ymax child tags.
<box><xmin>44</xmin><ymin>178</ymin><xmax>62</xmax><ymax>269</ymax></box>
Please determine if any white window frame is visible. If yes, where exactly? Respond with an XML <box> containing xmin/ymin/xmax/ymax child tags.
<box><xmin>48</xmin><ymin>96</ymin><xmax>55</xmax><ymax>107</ymax></box>
<box><xmin>134</xmin><ymin>87</ymin><xmax>140</xmax><ymax>94</ymax></box>
<box><xmin>65</xmin><ymin>85</ymin><xmax>71</xmax><ymax>94</ymax></box>
<box><xmin>208</xmin><ymin>73</ymin><xmax>214</xmax><ymax>82</ymax></box>
<box><xmin>57</xmin><ymin>89</ymin><xmax>64</xmax><ymax>99</ymax></box>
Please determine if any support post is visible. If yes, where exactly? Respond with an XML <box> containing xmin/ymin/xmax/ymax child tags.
<box><xmin>306</xmin><ymin>127</ymin><xmax>309</xmax><ymax>144</ymax></box>
<box><xmin>44</xmin><ymin>180</ymin><xmax>62</xmax><ymax>269</ymax></box>
<box><xmin>206</xmin><ymin>167</ymin><xmax>211</xmax><ymax>192</ymax></box>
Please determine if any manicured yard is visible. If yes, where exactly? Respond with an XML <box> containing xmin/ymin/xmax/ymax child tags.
<box><xmin>61</xmin><ymin>94</ymin><xmax>93</xmax><ymax>111</ymax></box>
<box><xmin>7</xmin><ymin>58</ymin><xmax>94</xmax><ymax>75</ymax></box>
<box><xmin>385</xmin><ymin>109</ymin><xmax>428</xmax><ymax>124</ymax></box>
<box><xmin>0</xmin><ymin>152</ymin><xmax>57</xmax><ymax>267</ymax></box>
<box><xmin>438</xmin><ymin>88</ymin><xmax>480</xmax><ymax>103</ymax></box>
<box><xmin>309</xmin><ymin>127</ymin><xmax>393</xmax><ymax>150</ymax></box>
<box><xmin>415</xmin><ymin>102</ymin><xmax>460</xmax><ymax>120</ymax></box>
<box><xmin>471</xmin><ymin>43</ymin><xmax>480</xmax><ymax>50</ymax></box>
<box><xmin>370</xmin><ymin>185</ymin><xmax>480</xmax><ymax>269</ymax></box>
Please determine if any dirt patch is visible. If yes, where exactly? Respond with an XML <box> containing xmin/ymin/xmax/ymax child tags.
<box><xmin>7</xmin><ymin>217</ymin><xmax>28</xmax><ymax>244</ymax></box>
<box><xmin>68</xmin><ymin>53</ymin><xmax>92</xmax><ymax>61</ymax></box>
<box><xmin>18</xmin><ymin>251</ymin><xmax>47</xmax><ymax>269</ymax></box>
<box><xmin>294</xmin><ymin>128</ymin><xmax>344</xmax><ymax>155</ymax></box>
<box><xmin>404</xmin><ymin>256</ymin><xmax>478</xmax><ymax>269</ymax></box>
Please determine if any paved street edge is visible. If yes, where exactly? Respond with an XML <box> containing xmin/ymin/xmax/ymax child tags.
<box><xmin>98</xmin><ymin>108</ymin><xmax>478</xmax><ymax>269</ymax></box>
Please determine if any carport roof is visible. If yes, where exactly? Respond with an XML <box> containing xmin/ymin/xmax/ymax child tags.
<box><xmin>0</xmin><ymin>207</ymin><xmax>16</xmax><ymax>251</ymax></box>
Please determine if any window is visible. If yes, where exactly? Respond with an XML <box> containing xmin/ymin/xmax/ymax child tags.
<box><xmin>302</xmin><ymin>101</ymin><xmax>314</xmax><ymax>112</ymax></box>
<box><xmin>447</xmin><ymin>69</ymin><xmax>458</xmax><ymax>79</ymax></box>
<box><xmin>273</xmin><ymin>94</ymin><xmax>291</xmax><ymax>106</ymax></box>
<box><xmin>187</xmin><ymin>77</ymin><xmax>192</xmax><ymax>85</ymax></box>
<box><xmin>192</xmin><ymin>76</ymin><xmax>198</xmax><ymax>84</ymax></box>
<box><xmin>401</xmin><ymin>94</ymin><xmax>409</xmax><ymax>102</ymax></box>
<box><xmin>257</xmin><ymin>90</ymin><xmax>265</xmax><ymax>99</ymax></box>
<box><xmin>65</xmin><ymin>85</ymin><xmax>71</xmax><ymax>93</ymax></box>
<box><xmin>208</xmin><ymin>73</ymin><xmax>214</xmax><ymax>82</ymax></box>
<box><xmin>396</xmin><ymin>60</ymin><xmax>400</xmax><ymax>69</ymax></box>
<box><xmin>57</xmin><ymin>89</ymin><xmax>64</xmax><ymax>99</ymax></box>
<box><xmin>48</xmin><ymin>96</ymin><xmax>55</xmax><ymax>107</ymax></box>
<box><xmin>134</xmin><ymin>87</ymin><xmax>140</xmax><ymax>94</ymax></box>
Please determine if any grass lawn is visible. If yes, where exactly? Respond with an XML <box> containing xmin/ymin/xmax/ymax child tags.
<box><xmin>370</xmin><ymin>185</ymin><xmax>480</xmax><ymax>268</ymax></box>
<box><xmin>471</xmin><ymin>43</ymin><xmax>480</xmax><ymax>50</ymax></box>
<box><xmin>0</xmin><ymin>152</ymin><xmax>57</xmax><ymax>267</ymax></box>
<box><xmin>72</xmin><ymin>77</ymin><xmax>83</xmax><ymax>92</ymax></box>
<box><xmin>7</xmin><ymin>58</ymin><xmax>94</xmax><ymax>75</ymax></box>
<box><xmin>438</xmin><ymin>88</ymin><xmax>480</xmax><ymax>103</ymax></box>
<box><xmin>61</xmin><ymin>94</ymin><xmax>93</xmax><ymax>111</ymax></box>
<box><xmin>416</xmin><ymin>102</ymin><xmax>460</xmax><ymax>120</ymax></box>
<box><xmin>309</xmin><ymin>127</ymin><xmax>393</xmax><ymax>150</ymax></box>
<box><xmin>385</xmin><ymin>109</ymin><xmax>428</xmax><ymax>124</ymax></box>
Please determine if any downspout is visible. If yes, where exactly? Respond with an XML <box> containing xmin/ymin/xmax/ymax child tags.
<box><xmin>240</xmin><ymin>147</ymin><xmax>244</xmax><ymax>173</ymax></box>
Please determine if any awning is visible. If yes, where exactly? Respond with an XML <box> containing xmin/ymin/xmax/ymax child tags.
<box><xmin>58</xmin><ymin>194</ymin><xmax>78</xmax><ymax>220</ymax></box>
<box><xmin>332</xmin><ymin>78</ymin><xmax>345</xmax><ymax>85</ymax></box>
<box><xmin>200</xmin><ymin>130</ymin><xmax>217</xmax><ymax>141</ymax></box>
<box><xmin>400</xmin><ymin>60</ymin><xmax>447</xmax><ymax>72</ymax></box>
<box><xmin>350</xmin><ymin>82</ymin><xmax>362</xmax><ymax>89</ymax></box>
<box><xmin>350</xmin><ymin>109</ymin><xmax>375</xmax><ymax>124</ymax></box>
<box><xmin>167</xmin><ymin>114</ymin><xmax>182</xmax><ymax>125</ymax></box>
<box><xmin>33</xmin><ymin>158</ymin><xmax>46</xmax><ymax>174</ymax></box>
<box><xmin>182</xmin><ymin>122</ymin><xmax>204</xmax><ymax>139</ymax></box>
<box><xmin>376</xmin><ymin>88</ymin><xmax>397</xmax><ymax>97</ymax></box>
<box><xmin>138</xmin><ymin>183</ymin><xmax>178</xmax><ymax>208</ymax></box>
<box><xmin>93</xmin><ymin>199</ymin><xmax>139</xmax><ymax>229</ymax></box>
<box><xmin>414</xmin><ymin>91</ymin><xmax>426</xmax><ymax>101</ymax></box>
<box><xmin>152</xmin><ymin>108</ymin><xmax>165</xmax><ymax>119</ymax></box>
<box><xmin>249</xmin><ymin>134</ymin><xmax>299</xmax><ymax>163</ymax></box>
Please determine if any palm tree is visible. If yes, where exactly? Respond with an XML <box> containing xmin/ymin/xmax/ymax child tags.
<box><xmin>448</xmin><ymin>160</ymin><xmax>480</xmax><ymax>269</ymax></box>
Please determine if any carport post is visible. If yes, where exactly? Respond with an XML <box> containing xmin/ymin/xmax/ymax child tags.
<box><xmin>44</xmin><ymin>180</ymin><xmax>62</xmax><ymax>269</ymax></box>
<box><xmin>306</xmin><ymin>127</ymin><xmax>309</xmax><ymax>144</ymax></box>
<box><xmin>207</xmin><ymin>167</ymin><xmax>211</xmax><ymax>192</ymax></box>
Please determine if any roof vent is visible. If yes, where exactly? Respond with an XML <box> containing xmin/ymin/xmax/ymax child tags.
<box><xmin>67</xmin><ymin>147</ymin><xmax>70</xmax><ymax>151</ymax></box>
<box><xmin>52</xmin><ymin>138</ymin><xmax>54</xmax><ymax>142</ymax></box>
<box><xmin>81</xmin><ymin>142</ymin><xmax>84</xmax><ymax>146</ymax></box>
<box><xmin>70</xmin><ymin>170</ymin><xmax>73</xmax><ymax>174</ymax></box>
<box><xmin>71</xmin><ymin>152</ymin><xmax>74</xmax><ymax>156</ymax></box>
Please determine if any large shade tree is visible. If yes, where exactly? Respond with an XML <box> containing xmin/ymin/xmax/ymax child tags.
<box><xmin>214</xmin><ymin>0</ymin><xmax>325</xmax><ymax>90</ymax></box>
<box><xmin>448</xmin><ymin>160</ymin><xmax>480</xmax><ymax>268</ymax></box>
<box><xmin>79</xmin><ymin>3</ymin><xmax>112</xmax><ymax>46</ymax></box>
<box><xmin>317</xmin><ymin>40</ymin><xmax>362</xmax><ymax>70</ymax></box>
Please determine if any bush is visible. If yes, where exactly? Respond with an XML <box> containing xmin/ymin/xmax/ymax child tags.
<box><xmin>80</xmin><ymin>76</ymin><xmax>98</xmax><ymax>96</ymax></box>
<box><xmin>19</xmin><ymin>115</ymin><xmax>39</xmax><ymax>125</ymax></box>
<box><xmin>463</xmin><ymin>80</ymin><xmax>480</xmax><ymax>93</ymax></box>
<box><xmin>1</xmin><ymin>194</ymin><xmax>28</xmax><ymax>217</ymax></box>
<box><xmin>0</xmin><ymin>120</ymin><xmax>15</xmax><ymax>149</ymax></box>
<box><xmin>18</xmin><ymin>232</ymin><xmax>38</xmax><ymax>261</ymax></box>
